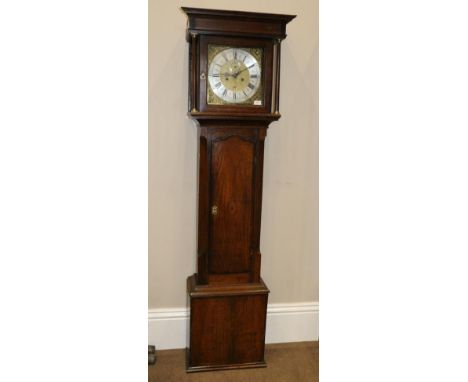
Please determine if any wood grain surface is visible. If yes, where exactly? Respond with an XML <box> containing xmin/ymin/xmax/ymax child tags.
<box><xmin>210</xmin><ymin>136</ymin><xmax>254</xmax><ymax>274</ymax></box>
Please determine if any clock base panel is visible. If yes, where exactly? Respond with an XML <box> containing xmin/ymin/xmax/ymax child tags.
<box><xmin>186</xmin><ymin>274</ymin><xmax>269</xmax><ymax>372</ymax></box>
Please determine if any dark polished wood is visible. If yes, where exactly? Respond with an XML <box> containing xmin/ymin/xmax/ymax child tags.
<box><xmin>182</xmin><ymin>7</ymin><xmax>295</xmax><ymax>40</ymax></box>
<box><xmin>210</xmin><ymin>136</ymin><xmax>254</xmax><ymax>273</ymax></box>
<box><xmin>274</xmin><ymin>39</ymin><xmax>282</xmax><ymax>114</ymax></box>
<box><xmin>186</xmin><ymin>275</ymin><xmax>269</xmax><ymax>372</ymax></box>
<box><xmin>195</xmin><ymin>124</ymin><xmax>268</xmax><ymax>285</ymax></box>
<box><xmin>181</xmin><ymin>7</ymin><xmax>295</xmax><ymax>372</ymax></box>
<box><xmin>189</xmin><ymin>32</ymin><xmax>199</xmax><ymax>113</ymax></box>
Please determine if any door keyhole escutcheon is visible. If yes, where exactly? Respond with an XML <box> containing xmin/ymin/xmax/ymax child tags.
<box><xmin>211</xmin><ymin>205</ymin><xmax>218</xmax><ymax>216</ymax></box>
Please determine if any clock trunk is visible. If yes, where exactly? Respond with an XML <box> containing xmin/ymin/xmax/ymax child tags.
<box><xmin>196</xmin><ymin>125</ymin><xmax>265</xmax><ymax>286</ymax></box>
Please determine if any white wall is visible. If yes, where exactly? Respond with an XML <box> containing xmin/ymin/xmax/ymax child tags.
<box><xmin>149</xmin><ymin>0</ymin><xmax>318</xmax><ymax>309</ymax></box>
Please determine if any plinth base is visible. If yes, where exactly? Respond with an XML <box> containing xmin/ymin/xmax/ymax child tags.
<box><xmin>186</xmin><ymin>274</ymin><xmax>269</xmax><ymax>373</ymax></box>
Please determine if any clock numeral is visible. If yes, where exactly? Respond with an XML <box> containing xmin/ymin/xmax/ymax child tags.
<box><xmin>222</xmin><ymin>89</ymin><xmax>228</xmax><ymax>97</ymax></box>
<box><xmin>248</xmin><ymin>83</ymin><xmax>255</xmax><ymax>90</ymax></box>
<box><xmin>243</xmin><ymin>90</ymin><xmax>248</xmax><ymax>97</ymax></box>
<box><xmin>214</xmin><ymin>82</ymin><xmax>222</xmax><ymax>88</ymax></box>
<box><xmin>234</xmin><ymin>50</ymin><xmax>237</xmax><ymax>60</ymax></box>
<box><xmin>233</xmin><ymin>92</ymin><xmax>237</xmax><ymax>100</ymax></box>
<box><xmin>243</xmin><ymin>55</ymin><xmax>247</xmax><ymax>62</ymax></box>
<box><xmin>211</xmin><ymin>73</ymin><xmax>220</xmax><ymax>77</ymax></box>
<box><xmin>250</xmin><ymin>74</ymin><xmax>258</xmax><ymax>78</ymax></box>
<box><xmin>248</xmin><ymin>64</ymin><xmax>255</xmax><ymax>69</ymax></box>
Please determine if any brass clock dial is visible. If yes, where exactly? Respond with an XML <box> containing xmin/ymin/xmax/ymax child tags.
<box><xmin>207</xmin><ymin>46</ymin><xmax>262</xmax><ymax>105</ymax></box>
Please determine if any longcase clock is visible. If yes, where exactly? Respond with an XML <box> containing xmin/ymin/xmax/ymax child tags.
<box><xmin>181</xmin><ymin>7</ymin><xmax>295</xmax><ymax>372</ymax></box>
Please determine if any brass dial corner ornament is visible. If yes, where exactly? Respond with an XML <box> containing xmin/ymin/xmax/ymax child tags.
<box><xmin>207</xmin><ymin>45</ymin><xmax>263</xmax><ymax>106</ymax></box>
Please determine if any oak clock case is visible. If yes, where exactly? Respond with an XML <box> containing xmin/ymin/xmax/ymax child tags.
<box><xmin>181</xmin><ymin>7</ymin><xmax>295</xmax><ymax>373</ymax></box>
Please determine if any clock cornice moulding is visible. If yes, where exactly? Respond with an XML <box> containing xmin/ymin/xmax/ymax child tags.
<box><xmin>181</xmin><ymin>7</ymin><xmax>296</xmax><ymax>40</ymax></box>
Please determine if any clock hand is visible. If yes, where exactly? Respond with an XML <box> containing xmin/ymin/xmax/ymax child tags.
<box><xmin>220</xmin><ymin>72</ymin><xmax>236</xmax><ymax>78</ymax></box>
<box><xmin>233</xmin><ymin>66</ymin><xmax>251</xmax><ymax>78</ymax></box>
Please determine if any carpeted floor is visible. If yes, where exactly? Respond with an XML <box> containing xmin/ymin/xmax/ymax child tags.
<box><xmin>148</xmin><ymin>341</ymin><xmax>318</xmax><ymax>382</ymax></box>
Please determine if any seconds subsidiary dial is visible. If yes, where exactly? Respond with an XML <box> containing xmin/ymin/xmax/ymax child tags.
<box><xmin>207</xmin><ymin>47</ymin><xmax>262</xmax><ymax>104</ymax></box>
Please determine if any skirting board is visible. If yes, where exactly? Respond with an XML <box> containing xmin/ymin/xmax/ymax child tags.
<box><xmin>148</xmin><ymin>302</ymin><xmax>319</xmax><ymax>350</ymax></box>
